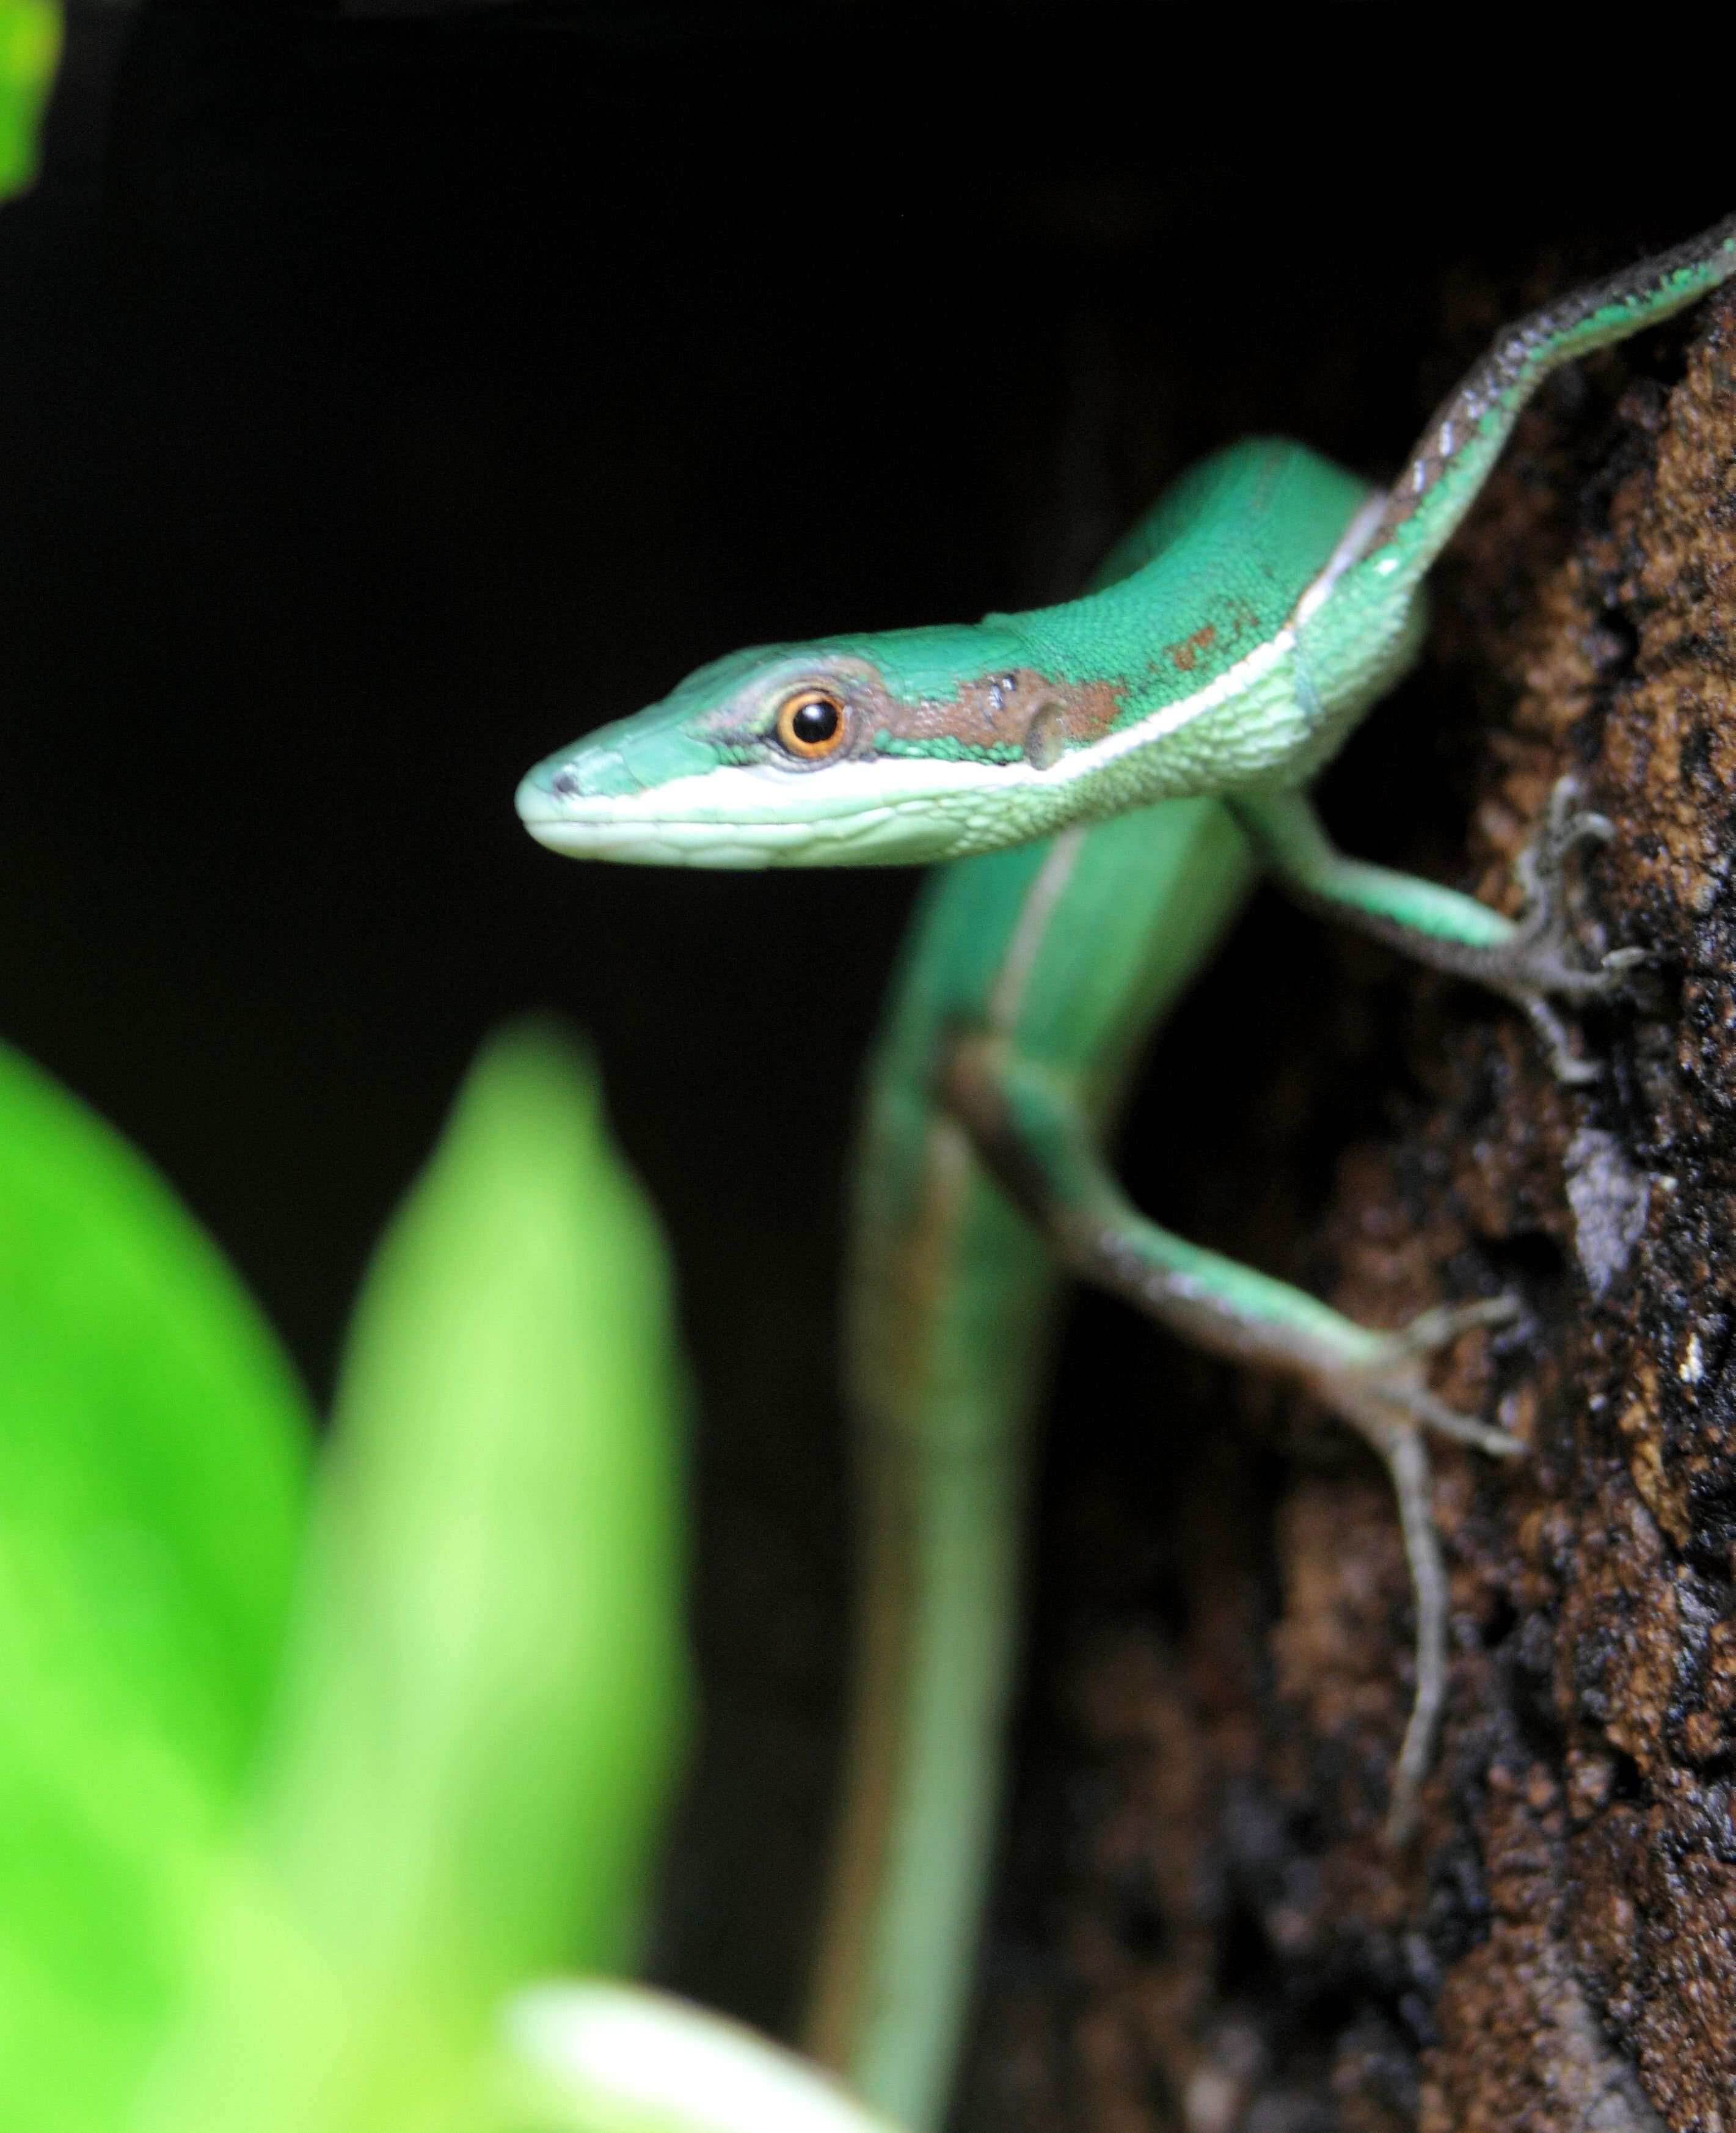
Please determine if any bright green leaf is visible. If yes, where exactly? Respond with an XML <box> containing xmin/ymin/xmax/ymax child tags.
<box><xmin>138</xmin><ymin>1022</ymin><xmax>693</xmax><ymax>2133</ymax></box>
<box><xmin>0</xmin><ymin>1039</ymin><xmax>313</xmax><ymax>2133</ymax></box>
<box><xmin>0</xmin><ymin>0</ymin><xmax>60</xmax><ymax>199</ymax></box>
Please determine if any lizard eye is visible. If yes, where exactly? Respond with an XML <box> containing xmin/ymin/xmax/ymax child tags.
<box><xmin>775</xmin><ymin>686</ymin><xmax>848</xmax><ymax>760</ymax></box>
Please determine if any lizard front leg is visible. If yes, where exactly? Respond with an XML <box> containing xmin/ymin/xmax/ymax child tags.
<box><xmin>1231</xmin><ymin>777</ymin><xmax>1637</xmax><ymax>1085</ymax></box>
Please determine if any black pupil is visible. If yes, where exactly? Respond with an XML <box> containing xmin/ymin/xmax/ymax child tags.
<box><xmin>791</xmin><ymin>696</ymin><xmax>839</xmax><ymax>747</ymax></box>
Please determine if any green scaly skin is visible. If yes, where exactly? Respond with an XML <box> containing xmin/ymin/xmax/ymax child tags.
<box><xmin>519</xmin><ymin>217</ymin><xmax>1736</xmax><ymax>2132</ymax></box>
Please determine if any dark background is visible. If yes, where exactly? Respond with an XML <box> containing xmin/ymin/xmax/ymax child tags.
<box><xmin>6</xmin><ymin>0</ymin><xmax>1734</xmax><ymax>2085</ymax></box>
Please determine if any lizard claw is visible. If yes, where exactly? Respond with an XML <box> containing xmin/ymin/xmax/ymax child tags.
<box><xmin>1473</xmin><ymin>774</ymin><xmax>1641</xmax><ymax>1083</ymax></box>
<box><xmin>1328</xmin><ymin>1293</ymin><xmax>1524</xmax><ymax>1458</ymax></box>
<box><xmin>1389</xmin><ymin>1291</ymin><xmax>1521</xmax><ymax>1353</ymax></box>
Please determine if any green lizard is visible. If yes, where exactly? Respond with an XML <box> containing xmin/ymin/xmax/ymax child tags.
<box><xmin>517</xmin><ymin>216</ymin><xmax>1736</xmax><ymax>2132</ymax></box>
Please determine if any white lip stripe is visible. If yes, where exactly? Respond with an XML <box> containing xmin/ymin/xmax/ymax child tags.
<box><xmin>528</xmin><ymin>485</ymin><xmax>1387</xmax><ymax>841</ymax></box>
<box><xmin>528</xmin><ymin>756</ymin><xmax>997</xmax><ymax>832</ymax></box>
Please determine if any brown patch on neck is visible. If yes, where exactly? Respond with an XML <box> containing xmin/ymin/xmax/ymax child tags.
<box><xmin>870</xmin><ymin>666</ymin><xmax>1125</xmax><ymax>756</ymax></box>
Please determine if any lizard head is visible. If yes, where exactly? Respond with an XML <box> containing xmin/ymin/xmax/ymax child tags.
<box><xmin>516</xmin><ymin>626</ymin><xmax>1118</xmax><ymax>868</ymax></box>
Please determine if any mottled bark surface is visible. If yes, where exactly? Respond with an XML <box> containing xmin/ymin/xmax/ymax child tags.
<box><xmin>961</xmin><ymin>285</ymin><xmax>1736</xmax><ymax>2131</ymax></box>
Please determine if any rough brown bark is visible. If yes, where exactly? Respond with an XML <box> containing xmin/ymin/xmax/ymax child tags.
<box><xmin>961</xmin><ymin>282</ymin><xmax>1736</xmax><ymax>2131</ymax></box>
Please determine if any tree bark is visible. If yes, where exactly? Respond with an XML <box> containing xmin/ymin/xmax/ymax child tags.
<box><xmin>961</xmin><ymin>276</ymin><xmax>1736</xmax><ymax>2132</ymax></box>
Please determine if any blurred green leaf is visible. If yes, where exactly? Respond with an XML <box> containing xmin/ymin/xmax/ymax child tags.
<box><xmin>138</xmin><ymin>1022</ymin><xmax>692</xmax><ymax>2133</ymax></box>
<box><xmin>0</xmin><ymin>0</ymin><xmax>59</xmax><ymax>199</ymax></box>
<box><xmin>0</xmin><ymin>1039</ymin><xmax>313</xmax><ymax>2133</ymax></box>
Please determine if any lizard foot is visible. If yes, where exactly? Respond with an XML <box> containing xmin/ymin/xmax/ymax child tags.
<box><xmin>1298</xmin><ymin>1292</ymin><xmax>1524</xmax><ymax>1845</ymax></box>
<box><xmin>1472</xmin><ymin>774</ymin><xmax>1641</xmax><ymax>1085</ymax></box>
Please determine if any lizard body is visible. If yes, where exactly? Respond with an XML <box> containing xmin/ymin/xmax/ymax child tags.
<box><xmin>519</xmin><ymin>215</ymin><xmax>1736</xmax><ymax>2131</ymax></box>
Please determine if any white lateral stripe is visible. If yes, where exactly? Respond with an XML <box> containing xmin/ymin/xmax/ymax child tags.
<box><xmin>1023</xmin><ymin>481</ymin><xmax>1384</xmax><ymax>781</ymax></box>
<box><xmin>1058</xmin><ymin>623</ymin><xmax>1294</xmax><ymax>775</ymax></box>
<box><xmin>1293</xmin><ymin>488</ymin><xmax>1386</xmax><ymax>625</ymax></box>
<box><xmin>987</xmin><ymin>827</ymin><xmax>1084</xmax><ymax>1033</ymax></box>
